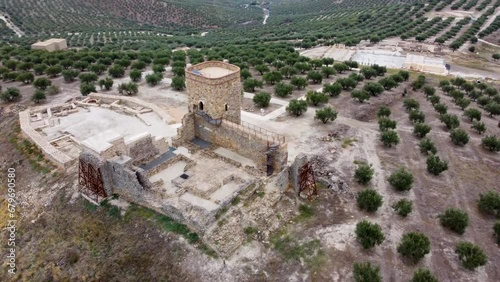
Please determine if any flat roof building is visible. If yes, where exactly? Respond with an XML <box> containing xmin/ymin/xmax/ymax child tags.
<box><xmin>31</xmin><ymin>38</ymin><xmax>68</xmax><ymax>52</ymax></box>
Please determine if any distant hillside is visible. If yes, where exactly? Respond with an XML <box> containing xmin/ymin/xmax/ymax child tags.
<box><xmin>0</xmin><ymin>0</ymin><xmax>262</xmax><ymax>36</ymax></box>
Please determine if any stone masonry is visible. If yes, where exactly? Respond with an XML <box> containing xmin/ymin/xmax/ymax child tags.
<box><xmin>186</xmin><ymin>61</ymin><xmax>242</xmax><ymax>122</ymax></box>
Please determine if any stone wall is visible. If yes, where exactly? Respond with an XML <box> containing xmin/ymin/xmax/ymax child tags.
<box><xmin>88</xmin><ymin>93</ymin><xmax>175</xmax><ymax>124</ymax></box>
<box><xmin>127</xmin><ymin>134</ymin><xmax>159</xmax><ymax>165</ymax></box>
<box><xmin>289</xmin><ymin>153</ymin><xmax>308</xmax><ymax>194</ymax></box>
<box><xmin>186</xmin><ymin>61</ymin><xmax>242</xmax><ymax>122</ymax></box>
<box><xmin>194</xmin><ymin>115</ymin><xmax>268</xmax><ymax>171</ymax></box>
<box><xmin>19</xmin><ymin>110</ymin><xmax>73</xmax><ymax>170</ymax></box>
<box><xmin>173</xmin><ymin>112</ymin><xmax>195</xmax><ymax>146</ymax></box>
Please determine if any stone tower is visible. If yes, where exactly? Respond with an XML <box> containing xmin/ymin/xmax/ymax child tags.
<box><xmin>185</xmin><ymin>61</ymin><xmax>242</xmax><ymax>123</ymax></box>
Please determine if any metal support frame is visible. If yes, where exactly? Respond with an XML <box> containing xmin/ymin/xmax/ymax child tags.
<box><xmin>298</xmin><ymin>162</ymin><xmax>317</xmax><ymax>200</ymax></box>
<box><xmin>78</xmin><ymin>159</ymin><xmax>107</xmax><ymax>203</ymax></box>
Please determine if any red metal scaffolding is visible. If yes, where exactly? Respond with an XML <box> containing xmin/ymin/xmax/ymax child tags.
<box><xmin>298</xmin><ymin>162</ymin><xmax>317</xmax><ymax>200</ymax></box>
<box><xmin>78</xmin><ymin>159</ymin><xmax>107</xmax><ymax>203</ymax></box>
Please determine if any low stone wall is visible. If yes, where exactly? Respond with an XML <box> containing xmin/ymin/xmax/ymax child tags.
<box><xmin>88</xmin><ymin>93</ymin><xmax>175</xmax><ymax>124</ymax></box>
<box><xmin>19</xmin><ymin>110</ymin><xmax>73</xmax><ymax>170</ymax></box>
<box><xmin>145</xmin><ymin>154</ymin><xmax>195</xmax><ymax>177</ymax></box>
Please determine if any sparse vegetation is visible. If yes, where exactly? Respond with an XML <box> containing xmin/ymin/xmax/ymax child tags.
<box><xmin>353</xmin><ymin>262</ymin><xmax>381</xmax><ymax>282</ymax></box>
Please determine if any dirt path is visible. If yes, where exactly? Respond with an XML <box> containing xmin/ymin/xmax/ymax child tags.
<box><xmin>0</xmin><ymin>12</ymin><xmax>25</xmax><ymax>37</ymax></box>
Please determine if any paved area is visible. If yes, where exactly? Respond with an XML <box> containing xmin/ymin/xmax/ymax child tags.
<box><xmin>42</xmin><ymin>107</ymin><xmax>177</xmax><ymax>143</ymax></box>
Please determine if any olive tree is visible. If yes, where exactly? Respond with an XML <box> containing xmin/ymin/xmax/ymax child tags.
<box><xmin>356</xmin><ymin>189</ymin><xmax>383</xmax><ymax>213</ymax></box>
<box><xmin>253</xmin><ymin>92</ymin><xmax>271</xmax><ymax>108</ymax></box>
<box><xmin>455</xmin><ymin>242</ymin><xmax>487</xmax><ymax>270</ymax></box>
<box><xmin>439</xmin><ymin>208</ymin><xmax>469</xmax><ymax>235</ymax></box>
<box><xmin>315</xmin><ymin>107</ymin><xmax>338</xmax><ymax>124</ymax></box>
<box><xmin>397</xmin><ymin>232</ymin><xmax>431</xmax><ymax>263</ymax></box>
<box><xmin>388</xmin><ymin>168</ymin><xmax>414</xmax><ymax>191</ymax></box>
<box><xmin>355</xmin><ymin>221</ymin><xmax>385</xmax><ymax>249</ymax></box>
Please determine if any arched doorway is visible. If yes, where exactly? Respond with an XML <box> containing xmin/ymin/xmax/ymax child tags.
<box><xmin>199</xmin><ymin>101</ymin><xmax>204</xmax><ymax>111</ymax></box>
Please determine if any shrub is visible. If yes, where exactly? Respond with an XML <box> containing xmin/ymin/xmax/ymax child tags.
<box><xmin>477</xmin><ymin>191</ymin><xmax>500</xmax><ymax>218</ymax></box>
<box><xmin>307</xmin><ymin>71</ymin><xmax>323</xmax><ymax>84</ymax></box>
<box><xmin>439</xmin><ymin>114</ymin><xmax>460</xmax><ymax>130</ymax></box>
<box><xmin>419</xmin><ymin>138</ymin><xmax>437</xmax><ymax>155</ymax></box>
<box><xmin>380</xmin><ymin>130</ymin><xmax>400</xmax><ymax>147</ymax></box>
<box><xmin>388</xmin><ymin>168</ymin><xmax>414</xmax><ymax>191</ymax></box>
<box><xmin>146</xmin><ymin>73</ymin><xmax>163</xmax><ymax>86</ymax></box>
<box><xmin>80</xmin><ymin>83</ymin><xmax>96</xmax><ymax>96</ymax></box>
<box><xmin>171</xmin><ymin>76</ymin><xmax>185</xmax><ymax>90</ymax></box>
<box><xmin>409</xmin><ymin>110</ymin><xmax>425</xmax><ymax>123</ymax></box>
<box><xmin>108</xmin><ymin>64</ymin><xmax>125</xmax><ymax>78</ymax></box>
<box><xmin>351</xmin><ymin>90</ymin><xmax>370</xmax><ymax>103</ymax></box>
<box><xmin>377</xmin><ymin>106</ymin><xmax>391</xmax><ymax>118</ymax></box>
<box><xmin>354</xmin><ymin>163</ymin><xmax>374</xmax><ymax>184</ymax></box>
<box><xmin>275</xmin><ymin>82</ymin><xmax>294</xmax><ymax>97</ymax></box>
<box><xmin>243</xmin><ymin>78</ymin><xmax>263</xmax><ymax>92</ymax></box>
<box><xmin>130</xmin><ymin>69</ymin><xmax>142</xmax><ymax>82</ymax></box>
<box><xmin>62</xmin><ymin>69</ymin><xmax>80</xmax><ymax>82</ymax></box>
<box><xmin>481</xmin><ymin>135</ymin><xmax>500</xmax><ymax>152</ymax></box>
<box><xmin>323</xmin><ymin>82</ymin><xmax>342</xmax><ymax>97</ymax></box>
<box><xmin>353</xmin><ymin>262</ymin><xmax>381</xmax><ymax>282</ymax></box>
<box><xmin>118</xmin><ymin>82</ymin><xmax>138</xmax><ymax>96</ymax></box>
<box><xmin>315</xmin><ymin>107</ymin><xmax>338</xmax><ymax>124</ymax></box>
<box><xmin>363</xmin><ymin>82</ymin><xmax>384</xmax><ymax>96</ymax></box>
<box><xmin>31</xmin><ymin>90</ymin><xmax>46</xmax><ymax>104</ymax></box>
<box><xmin>439</xmin><ymin>208</ymin><xmax>469</xmax><ymax>235</ymax></box>
<box><xmin>378</xmin><ymin>117</ymin><xmax>397</xmax><ymax>132</ymax></box>
<box><xmin>393</xmin><ymin>199</ymin><xmax>413</xmax><ymax>217</ymax></box>
<box><xmin>290</xmin><ymin>76</ymin><xmax>307</xmax><ymax>89</ymax></box>
<box><xmin>494</xmin><ymin>222</ymin><xmax>500</xmax><ymax>244</ymax></box>
<box><xmin>397</xmin><ymin>232</ymin><xmax>431</xmax><ymax>263</ymax></box>
<box><xmin>306</xmin><ymin>91</ymin><xmax>329</xmax><ymax>106</ymax></box>
<box><xmin>426</xmin><ymin>155</ymin><xmax>448</xmax><ymax>175</ymax></box>
<box><xmin>98</xmin><ymin>78</ymin><xmax>113</xmax><ymax>91</ymax></box>
<box><xmin>33</xmin><ymin>77</ymin><xmax>52</xmax><ymax>90</ymax></box>
<box><xmin>450</xmin><ymin>129</ymin><xmax>469</xmax><ymax>146</ymax></box>
<box><xmin>263</xmin><ymin>71</ymin><xmax>283</xmax><ymax>85</ymax></box>
<box><xmin>413</xmin><ymin>123</ymin><xmax>431</xmax><ymax>138</ymax></box>
<box><xmin>46</xmin><ymin>85</ymin><xmax>60</xmax><ymax>96</ymax></box>
<box><xmin>464</xmin><ymin>108</ymin><xmax>481</xmax><ymax>122</ymax></box>
<box><xmin>428</xmin><ymin>95</ymin><xmax>440</xmax><ymax>105</ymax></box>
<box><xmin>286</xmin><ymin>99</ymin><xmax>308</xmax><ymax>116</ymax></box>
<box><xmin>434</xmin><ymin>103</ymin><xmax>448</xmax><ymax>115</ymax></box>
<box><xmin>253</xmin><ymin>92</ymin><xmax>271</xmax><ymax>108</ymax></box>
<box><xmin>455</xmin><ymin>242</ymin><xmax>487</xmax><ymax>270</ymax></box>
<box><xmin>471</xmin><ymin>121</ymin><xmax>486</xmax><ymax>134</ymax></box>
<box><xmin>355</xmin><ymin>221</ymin><xmax>385</xmax><ymax>249</ymax></box>
<box><xmin>411</xmin><ymin>269</ymin><xmax>438</xmax><ymax>282</ymax></box>
<box><xmin>0</xmin><ymin>87</ymin><xmax>21</xmax><ymax>102</ymax></box>
<box><xmin>356</xmin><ymin>189</ymin><xmax>383</xmax><ymax>213</ymax></box>
<box><xmin>485</xmin><ymin>102</ymin><xmax>500</xmax><ymax>117</ymax></box>
<box><xmin>404</xmin><ymin>98</ymin><xmax>420</xmax><ymax>111</ymax></box>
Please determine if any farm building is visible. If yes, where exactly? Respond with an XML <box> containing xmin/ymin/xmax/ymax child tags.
<box><xmin>31</xmin><ymin>38</ymin><xmax>68</xmax><ymax>51</ymax></box>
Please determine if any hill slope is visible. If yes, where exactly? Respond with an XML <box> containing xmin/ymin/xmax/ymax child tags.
<box><xmin>0</xmin><ymin>0</ymin><xmax>262</xmax><ymax>35</ymax></box>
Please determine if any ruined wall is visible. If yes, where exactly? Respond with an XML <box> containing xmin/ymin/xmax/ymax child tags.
<box><xmin>19</xmin><ymin>110</ymin><xmax>73</xmax><ymax>170</ymax></box>
<box><xmin>79</xmin><ymin>151</ymin><xmax>114</xmax><ymax>197</ymax></box>
<box><xmin>173</xmin><ymin>112</ymin><xmax>195</xmax><ymax>146</ymax></box>
<box><xmin>107</xmin><ymin>161</ymin><xmax>150</xmax><ymax>199</ymax></box>
<box><xmin>127</xmin><ymin>134</ymin><xmax>159</xmax><ymax>165</ymax></box>
<box><xmin>194</xmin><ymin>115</ymin><xmax>268</xmax><ymax>172</ymax></box>
<box><xmin>186</xmin><ymin>61</ymin><xmax>242</xmax><ymax>122</ymax></box>
<box><xmin>289</xmin><ymin>153</ymin><xmax>308</xmax><ymax>194</ymax></box>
